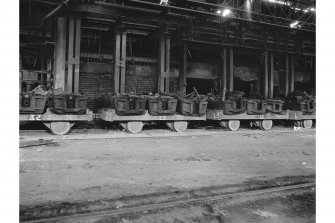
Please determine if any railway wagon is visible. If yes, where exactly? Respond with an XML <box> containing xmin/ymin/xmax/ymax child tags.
<box><xmin>20</xmin><ymin>108</ymin><xmax>315</xmax><ymax>135</ymax></box>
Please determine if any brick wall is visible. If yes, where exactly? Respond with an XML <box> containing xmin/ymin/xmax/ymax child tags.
<box><xmin>169</xmin><ymin>78</ymin><xmax>179</xmax><ymax>93</ymax></box>
<box><xmin>79</xmin><ymin>73</ymin><xmax>113</xmax><ymax>111</ymax></box>
<box><xmin>125</xmin><ymin>75</ymin><xmax>158</xmax><ymax>94</ymax></box>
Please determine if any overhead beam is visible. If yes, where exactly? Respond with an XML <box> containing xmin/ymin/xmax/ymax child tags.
<box><xmin>146</xmin><ymin>25</ymin><xmax>169</xmax><ymax>43</ymax></box>
<box><xmin>71</xmin><ymin>3</ymin><xmax>189</xmax><ymax>26</ymax></box>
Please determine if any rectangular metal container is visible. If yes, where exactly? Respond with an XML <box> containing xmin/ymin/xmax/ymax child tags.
<box><xmin>20</xmin><ymin>92</ymin><xmax>47</xmax><ymax>114</ymax></box>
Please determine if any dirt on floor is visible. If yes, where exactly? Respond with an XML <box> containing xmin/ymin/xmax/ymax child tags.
<box><xmin>100</xmin><ymin>189</ymin><xmax>315</xmax><ymax>223</ymax></box>
<box><xmin>19</xmin><ymin>128</ymin><xmax>315</xmax><ymax>221</ymax></box>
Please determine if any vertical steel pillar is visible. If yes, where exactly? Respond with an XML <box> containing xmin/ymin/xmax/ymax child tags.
<box><xmin>269</xmin><ymin>52</ymin><xmax>274</xmax><ymax>98</ymax></box>
<box><xmin>114</xmin><ymin>28</ymin><xmax>126</xmax><ymax>94</ymax></box>
<box><xmin>158</xmin><ymin>32</ymin><xmax>170</xmax><ymax>93</ymax></box>
<box><xmin>285</xmin><ymin>54</ymin><xmax>289</xmax><ymax>96</ymax></box>
<box><xmin>179</xmin><ymin>41</ymin><xmax>187</xmax><ymax>96</ymax></box>
<box><xmin>73</xmin><ymin>17</ymin><xmax>81</xmax><ymax>93</ymax></box>
<box><xmin>263</xmin><ymin>51</ymin><xmax>268</xmax><ymax>98</ymax></box>
<box><xmin>66</xmin><ymin>17</ymin><xmax>75</xmax><ymax>93</ymax></box>
<box><xmin>54</xmin><ymin>17</ymin><xmax>67</xmax><ymax>90</ymax></box>
<box><xmin>65</xmin><ymin>16</ymin><xmax>81</xmax><ymax>93</ymax></box>
<box><xmin>290</xmin><ymin>55</ymin><xmax>295</xmax><ymax>93</ymax></box>
<box><xmin>222</xmin><ymin>46</ymin><xmax>227</xmax><ymax>91</ymax></box>
<box><xmin>228</xmin><ymin>47</ymin><xmax>234</xmax><ymax>91</ymax></box>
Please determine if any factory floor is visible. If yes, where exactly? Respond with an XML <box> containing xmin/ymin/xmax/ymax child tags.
<box><xmin>19</xmin><ymin>126</ymin><xmax>315</xmax><ymax>222</ymax></box>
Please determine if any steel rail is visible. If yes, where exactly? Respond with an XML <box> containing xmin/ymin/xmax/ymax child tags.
<box><xmin>23</xmin><ymin>182</ymin><xmax>315</xmax><ymax>223</ymax></box>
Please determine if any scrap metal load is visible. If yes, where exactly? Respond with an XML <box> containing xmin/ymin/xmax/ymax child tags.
<box><xmin>178</xmin><ymin>88</ymin><xmax>208</xmax><ymax>117</ymax></box>
<box><xmin>101</xmin><ymin>93</ymin><xmax>146</xmax><ymax>116</ymax></box>
<box><xmin>284</xmin><ymin>91</ymin><xmax>316</xmax><ymax>115</ymax></box>
<box><xmin>146</xmin><ymin>95</ymin><xmax>177</xmax><ymax>116</ymax></box>
<box><xmin>207</xmin><ymin>91</ymin><xmax>248</xmax><ymax>114</ymax></box>
<box><xmin>101</xmin><ymin>88</ymin><xmax>208</xmax><ymax>117</ymax></box>
<box><xmin>99</xmin><ymin>90</ymin><xmax>208</xmax><ymax>133</ymax></box>
<box><xmin>20</xmin><ymin>85</ymin><xmax>88</xmax><ymax>115</ymax></box>
<box><xmin>207</xmin><ymin>90</ymin><xmax>307</xmax><ymax>116</ymax></box>
<box><xmin>20</xmin><ymin>84</ymin><xmax>92</xmax><ymax>135</ymax></box>
<box><xmin>20</xmin><ymin>92</ymin><xmax>48</xmax><ymax>114</ymax></box>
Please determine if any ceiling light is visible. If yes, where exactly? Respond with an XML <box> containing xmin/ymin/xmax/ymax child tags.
<box><xmin>290</xmin><ymin>21</ymin><xmax>300</xmax><ymax>28</ymax></box>
<box><xmin>160</xmin><ymin>0</ymin><xmax>169</xmax><ymax>6</ymax></box>
<box><xmin>222</xmin><ymin>9</ymin><xmax>231</xmax><ymax>17</ymax></box>
<box><xmin>264</xmin><ymin>0</ymin><xmax>291</xmax><ymax>6</ymax></box>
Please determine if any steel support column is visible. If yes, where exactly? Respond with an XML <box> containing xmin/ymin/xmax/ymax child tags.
<box><xmin>269</xmin><ymin>52</ymin><xmax>274</xmax><ymax>98</ymax></box>
<box><xmin>114</xmin><ymin>28</ymin><xmax>127</xmax><ymax>94</ymax></box>
<box><xmin>263</xmin><ymin>51</ymin><xmax>268</xmax><ymax>98</ymax></box>
<box><xmin>179</xmin><ymin>41</ymin><xmax>187</xmax><ymax>96</ymax></box>
<box><xmin>285</xmin><ymin>54</ymin><xmax>289</xmax><ymax>96</ymax></box>
<box><xmin>222</xmin><ymin>46</ymin><xmax>227</xmax><ymax>92</ymax></box>
<box><xmin>66</xmin><ymin>16</ymin><xmax>81</xmax><ymax>93</ymax></box>
<box><xmin>289</xmin><ymin>55</ymin><xmax>295</xmax><ymax>93</ymax></box>
<box><xmin>74</xmin><ymin>17</ymin><xmax>81</xmax><ymax>93</ymax></box>
<box><xmin>54</xmin><ymin>17</ymin><xmax>67</xmax><ymax>90</ymax></box>
<box><xmin>158</xmin><ymin>32</ymin><xmax>170</xmax><ymax>93</ymax></box>
<box><xmin>228</xmin><ymin>47</ymin><xmax>234</xmax><ymax>91</ymax></box>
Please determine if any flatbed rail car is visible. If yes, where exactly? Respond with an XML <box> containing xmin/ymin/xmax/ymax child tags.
<box><xmin>206</xmin><ymin>109</ymin><xmax>315</xmax><ymax>131</ymax></box>
<box><xmin>100</xmin><ymin>108</ymin><xmax>206</xmax><ymax>133</ymax></box>
<box><xmin>19</xmin><ymin>108</ymin><xmax>94</xmax><ymax>135</ymax></box>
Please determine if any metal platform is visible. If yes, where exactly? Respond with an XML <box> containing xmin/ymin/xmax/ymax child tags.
<box><xmin>100</xmin><ymin>109</ymin><xmax>206</xmax><ymax>122</ymax></box>
<box><xmin>100</xmin><ymin>108</ymin><xmax>206</xmax><ymax>133</ymax></box>
<box><xmin>20</xmin><ymin>109</ymin><xmax>94</xmax><ymax>135</ymax></box>
<box><xmin>206</xmin><ymin>109</ymin><xmax>315</xmax><ymax>121</ymax></box>
<box><xmin>19</xmin><ymin>109</ymin><xmax>94</xmax><ymax>122</ymax></box>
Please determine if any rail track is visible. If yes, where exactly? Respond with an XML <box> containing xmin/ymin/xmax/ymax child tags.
<box><xmin>22</xmin><ymin>182</ymin><xmax>315</xmax><ymax>223</ymax></box>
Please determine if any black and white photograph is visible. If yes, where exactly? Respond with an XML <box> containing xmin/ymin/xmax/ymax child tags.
<box><xmin>1</xmin><ymin>0</ymin><xmax>333</xmax><ymax>222</ymax></box>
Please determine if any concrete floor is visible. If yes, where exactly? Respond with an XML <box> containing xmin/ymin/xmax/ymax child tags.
<box><xmin>20</xmin><ymin>127</ymin><xmax>315</xmax><ymax>209</ymax></box>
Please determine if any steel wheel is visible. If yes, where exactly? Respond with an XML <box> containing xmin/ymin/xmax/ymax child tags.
<box><xmin>126</xmin><ymin>121</ymin><xmax>143</xmax><ymax>134</ymax></box>
<box><xmin>302</xmin><ymin>120</ymin><xmax>313</xmax><ymax>129</ymax></box>
<box><xmin>173</xmin><ymin>121</ymin><xmax>188</xmax><ymax>133</ymax></box>
<box><xmin>260</xmin><ymin>120</ymin><xmax>273</xmax><ymax>131</ymax></box>
<box><xmin>227</xmin><ymin>120</ymin><xmax>240</xmax><ymax>131</ymax></box>
<box><xmin>50</xmin><ymin>122</ymin><xmax>71</xmax><ymax>135</ymax></box>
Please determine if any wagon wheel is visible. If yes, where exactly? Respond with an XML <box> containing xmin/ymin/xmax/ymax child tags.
<box><xmin>166</xmin><ymin>122</ymin><xmax>175</xmax><ymax>131</ymax></box>
<box><xmin>219</xmin><ymin>121</ymin><xmax>227</xmax><ymax>128</ymax></box>
<box><xmin>260</xmin><ymin>120</ymin><xmax>273</xmax><ymax>131</ymax></box>
<box><xmin>50</xmin><ymin>122</ymin><xmax>71</xmax><ymax>135</ymax></box>
<box><xmin>302</xmin><ymin>120</ymin><xmax>313</xmax><ymax>129</ymax></box>
<box><xmin>173</xmin><ymin>121</ymin><xmax>188</xmax><ymax>133</ymax></box>
<box><xmin>227</xmin><ymin>120</ymin><xmax>240</xmax><ymax>131</ymax></box>
<box><xmin>126</xmin><ymin>121</ymin><xmax>143</xmax><ymax>134</ymax></box>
